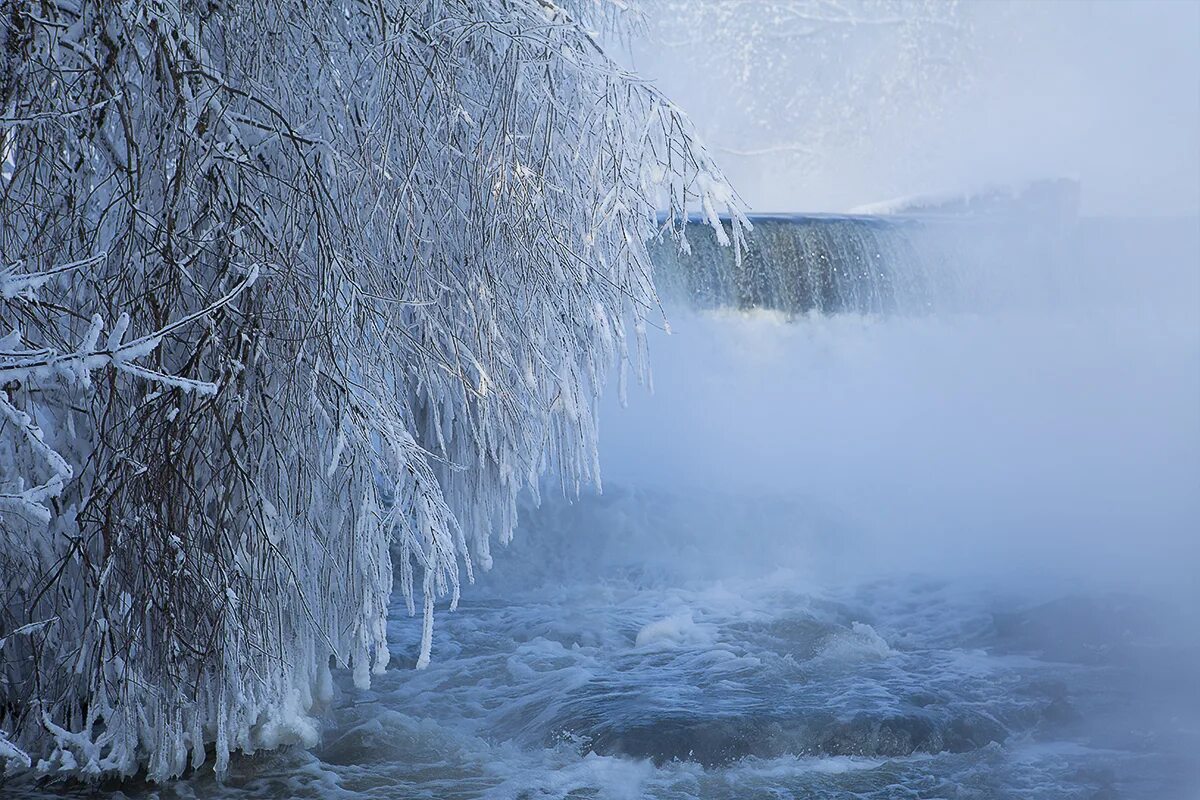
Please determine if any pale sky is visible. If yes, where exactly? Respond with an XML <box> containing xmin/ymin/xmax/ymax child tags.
<box><xmin>636</xmin><ymin>0</ymin><xmax>1200</xmax><ymax>217</ymax></box>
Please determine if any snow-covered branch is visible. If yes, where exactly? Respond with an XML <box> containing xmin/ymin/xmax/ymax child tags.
<box><xmin>0</xmin><ymin>0</ymin><xmax>741</xmax><ymax>784</ymax></box>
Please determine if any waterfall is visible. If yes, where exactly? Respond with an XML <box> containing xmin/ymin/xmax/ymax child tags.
<box><xmin>651</xmin><ymin>214</ymin><xmax>936</xmax><ymax>315</ymax></box>
<box><xmin>651</xmin><ymin>181</ymin><xmax>1083</xmax><ymax>315</ymax></box>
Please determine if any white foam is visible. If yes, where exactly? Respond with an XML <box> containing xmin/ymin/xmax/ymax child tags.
<box><xmin>813</xmin><ymin>621</ymin><xmax>894</xmax><ymax>663</ymax></box>
<box><xmin>634</xmin><ymin>612</ymin><xmax>714</xmax><ymax>649</ymax></box>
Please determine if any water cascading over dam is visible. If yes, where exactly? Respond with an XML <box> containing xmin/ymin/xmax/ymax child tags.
<box><xmin>651</xmin><ymin>214</ymin><xmax>939</xmax><ymax>315</ymax></box>
<box><xmin>651</xmin><ymin>180</ymin><xmax>1082</xmax><ymax>315</ymax></box>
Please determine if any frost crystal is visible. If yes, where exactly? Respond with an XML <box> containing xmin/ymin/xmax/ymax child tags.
<box><xmin>0</xmin><ymin>0</ymin><xmax>740</xmax><ymax>782</ymax></box>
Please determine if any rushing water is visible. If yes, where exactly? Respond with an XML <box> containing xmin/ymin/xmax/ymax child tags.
<box><xmin>21</xmin><ymin>487</ymin><xmax>1198</xmax><ymax>799</ymax></box>
<box><xmin>11</xmin><ymin>211</ymin><xmax>1199</xmax><ymax>799</ymax></box>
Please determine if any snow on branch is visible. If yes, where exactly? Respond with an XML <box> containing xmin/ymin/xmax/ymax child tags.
<box><xmin>0</xmin><ymin>0</ymin><xmax>742</xmax><ymax>783</ymax></box>
<box><xmin>1</xmin><ymin>262</ymin><xmax>257</xmax><ymax>524</ymax></box>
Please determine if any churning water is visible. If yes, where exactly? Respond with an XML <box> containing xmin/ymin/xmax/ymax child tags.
<box><xmin>23</xmin><ymin>489</ymin><xmax>1199</xmax><ymax>800</ymax></box>
<box><xmin>13</xmin><ymin>206</ymin><xmax>1200</xmax><ymax>799</ymax></box>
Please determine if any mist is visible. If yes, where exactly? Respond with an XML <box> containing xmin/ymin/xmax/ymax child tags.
<box><xmin>585</xmin><ymin>0</ymin><xmax>1200</xmax><ymax>600</ymax></box>
<box><xmin>599</xmin><ymin>293</ymin><xmax>1200</xmax><ymax>596</ymax></box>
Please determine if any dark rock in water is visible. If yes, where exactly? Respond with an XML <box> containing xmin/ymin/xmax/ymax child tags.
<box><xmin>575</xmin><ymin>707</ymin><xmax>1011</xmax><ymax>766</ymax></box>
<box><xmin>725</xmin><ymin>614</ymin><xmax>842</xmax><ymax>661</ymax></box>
<box><xmin>940</xmin><ymin>712</ymin><xmax>1009</xmax><ymax>753</ymax></box>
<box><xmin>813</xmin><ymin>713</ymin><xmax>943</xmax><ymax>757</ymax></box>
<box><xmin>989</xmin><ymin>595</ymin><xmax>1159</xmax><ymax>665</ymax></box>
<box><xmin>584</xmin><ymin>715</ymin><xmax>789</xmax><ymax>767</ymax></box>
<box><xmin>1040</xmin><ymin>696</ymin><xmax>1084</xmax><ymax>729</ymax></box>
<box><xmin>1010</xmin><ymin>678</ymin><xmax>1085</xmax><ymax>737</ymax></box>
<box><xmin>809</xmin><ymin>711</ymin><xmax>1006</xmax><ymax>757</ymax></box>
<box><xmin>905</xmin><ymin>691</ymin><xmax>942</xmax><ymax>708</ymax></box>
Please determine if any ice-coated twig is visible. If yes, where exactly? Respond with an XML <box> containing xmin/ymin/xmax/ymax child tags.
<box><xmin>0</xmin><ymin>0</ymin><xmax>743</xmax><ymax>782</ymax></box>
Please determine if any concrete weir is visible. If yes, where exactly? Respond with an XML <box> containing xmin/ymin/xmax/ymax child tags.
<box><xmin>650</xmin><ymin>213</ymin><xmax>933</xmax><ymax>315</ymax></box>
<box><xmin>650</xmin><ymin>179</ymin><xmax>1082</xmax><ymax>315</ymax></box>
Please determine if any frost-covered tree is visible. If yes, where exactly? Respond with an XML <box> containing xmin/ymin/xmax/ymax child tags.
<box><xmin>0</xmin><ymin>0</ymin><xmax>741</xmax><ymax>782</ymax></box>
